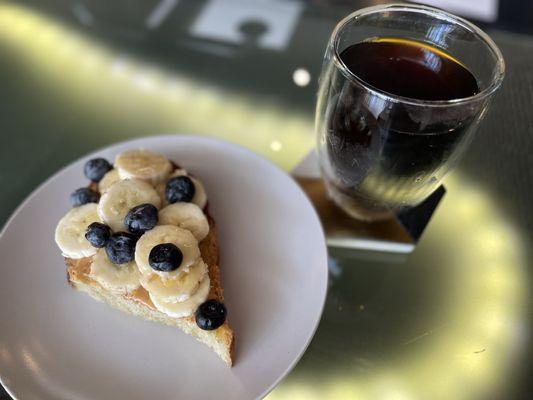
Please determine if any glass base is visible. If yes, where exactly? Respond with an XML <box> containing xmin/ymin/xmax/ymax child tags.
<box><xmin>295</xmin><ymin>177</ymin><xmax>446</xmax><ymax>253</ymax></box>
<box><xmin>323</xmin><ymin>180</ymin><xmax>396</xmax><ymax>222</ymax></box>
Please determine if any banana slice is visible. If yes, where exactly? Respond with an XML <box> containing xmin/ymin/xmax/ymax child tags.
<box><xmin>90</xmin><ymin>248</ymin><xmax>140</xmax><ymax>294</ymax></box>
<box><xmin>149</xmin><ymin>275</ymin><xmax>210</xmax><ymax>318</ymax></box>
<box><xmin>156</xmin><ymin>169</ymin><xmax>207</xmax><ymax>209</ymax></box>
<box><xmin>115</xmin><ymin>149</ymin><xmax>172</xmax><ymax>184</ymax></box>
<box><xmin>158</xmin><ymin>203</ymin><xmax>209</xmax><ymax>241</ymax></box>
<box><xmin>140</xmin><ymin>259</ymin><xmax>207</xmax><ymax>302</ymax></box>
<box><xmin>98</xmin><ymin>169</ymin><xmax>120</xmax><ymax>193</ymax></box>
<box><xmin>55</xmin><ymin>203</ymin><xmax>101</xmax><ymax>258</ymax></box>
<box><xmin>135</xmin><ymin>225</ymin><xmax>200</xmax><ymax>279</ymax></box>
<box><xmin>97</xmin><ymin>179</ymin><xmax>161</xmax><ymax>232</ymax></box>
<box><xmin>189</xmin><ymin>176</ymin><xmax>207</xmax><ymax>209</ymax></box>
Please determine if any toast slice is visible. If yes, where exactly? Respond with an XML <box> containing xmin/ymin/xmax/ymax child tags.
<box><xmin>66</xmin><ymin>218</ymin><xmax>234</xmax><ymax>366</ymax></box>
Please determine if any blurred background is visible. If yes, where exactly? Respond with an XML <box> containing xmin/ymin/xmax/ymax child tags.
<box><xmin>0</xmin><ymin>0</ymin><xmax>532</xmax><ymax>399</ymax></box>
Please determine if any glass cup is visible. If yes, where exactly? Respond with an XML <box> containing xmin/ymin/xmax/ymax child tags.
<box><xmin>316</xmin><ymin>4</ymin><xmax>505</xmax><ymax>221</ymax></box>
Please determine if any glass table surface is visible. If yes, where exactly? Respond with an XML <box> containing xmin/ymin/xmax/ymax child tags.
<box><xmin>0</xmin><ymin>1</ymin><xmax>531</xmax><ymax>399</ymax></box>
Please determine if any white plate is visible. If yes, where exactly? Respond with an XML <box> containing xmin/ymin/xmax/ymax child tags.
<box><xmin>0</xmin><ymin>135</ymin><xmax>328</xmax><ymax>400</ymax></box>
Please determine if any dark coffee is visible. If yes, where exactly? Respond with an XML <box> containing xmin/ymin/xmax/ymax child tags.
<box><xmin>324</xmin><ymin>38</ymin><xmax>481</xmax><ymax>219</ymax></box>
<box><xmin>340</xmin><ymin>38</ymin><xmax>479</xmax><ymax>100</ymax></box>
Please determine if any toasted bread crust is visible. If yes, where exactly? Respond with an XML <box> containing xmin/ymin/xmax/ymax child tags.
<box><xmin>66</xmin><ymin>218</ymin><xmax>234</xmax><ymax>366</ymax></box>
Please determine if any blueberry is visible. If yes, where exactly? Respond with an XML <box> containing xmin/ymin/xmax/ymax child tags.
<box><xmin>70</xmin><ymin>187</ymin><xmax>100</xmax><ymax>207</ymax></box>
<box><xmin>124</xmin><ymin>203</ymin><xmax>158</xmax><ymax>234</ymax></box>
<box><xmin>195</xmin><ymin>300</ymin><xmax>227</xmax><ymax>331</ymax></box>
<box><xmin>84</xmin><ymin>158</ymin><xmax>112</xmax><ymax>182</ymax></box>
<box><xmin>85</xmin><ymin>222</ymin><xmax>111</xmax><ymax>248</ymax></box>
<box><xmin>105</xmin><ymin>232</ymin><xmax>137</xmax><ymax>264</ymax></box>
<box><xmin>165</xmin><ymin>176</ymin><xmax>195</xmax><ymax>204</ymax></box>
<box><xmin>149</xmin><ymin>243</ymin><xmax>183</xmax><ymax>272</ymax></box>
